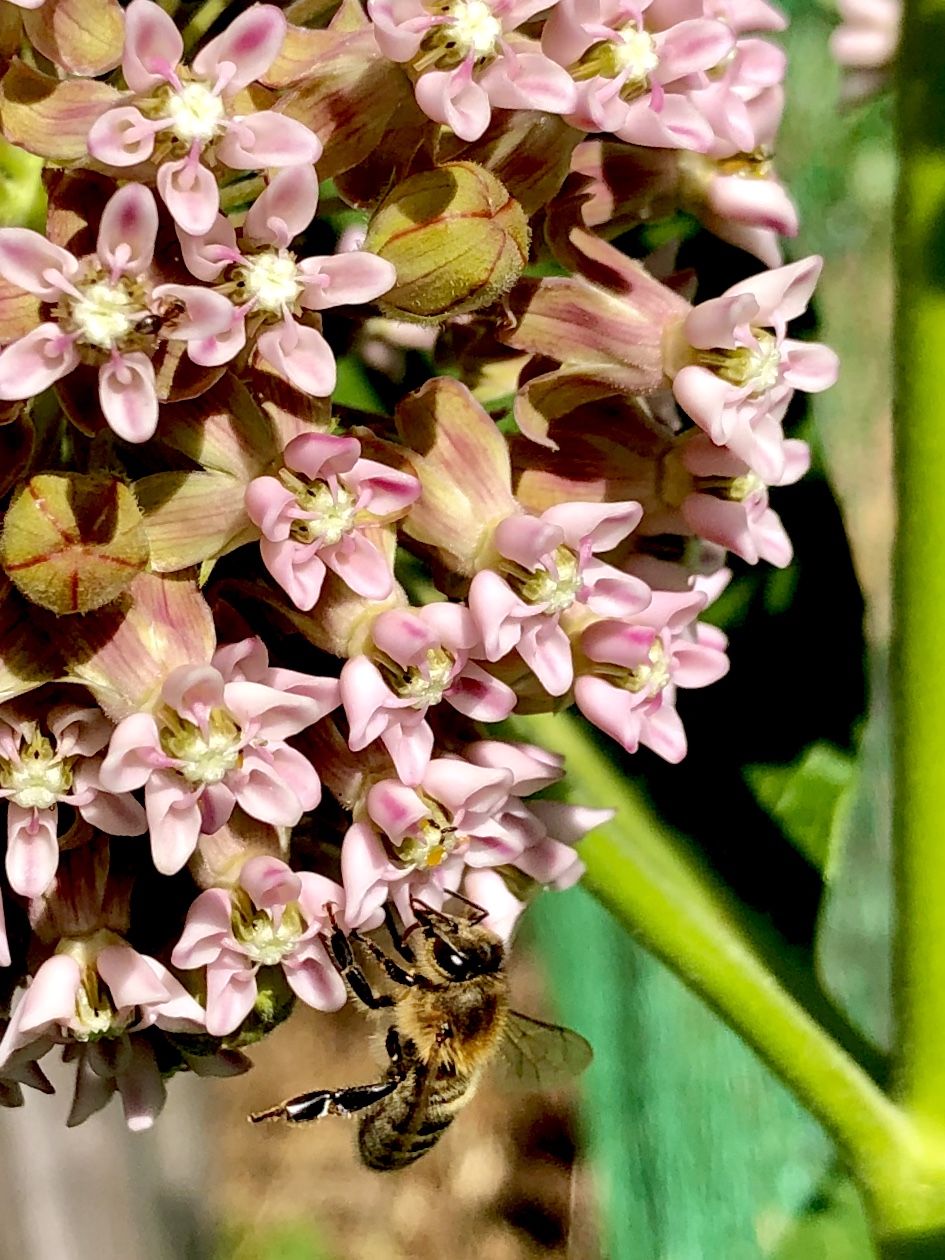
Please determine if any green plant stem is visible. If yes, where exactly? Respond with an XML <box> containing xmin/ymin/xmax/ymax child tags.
<box><xmin>893</xmin><ymin>0</ymin><xmax>945</xmax><ymax>1142</ymax></box>
<box><xmin>513</xmin><ymin>713</ymin><xmax>912</xmax><ymax>1181</ymax></box>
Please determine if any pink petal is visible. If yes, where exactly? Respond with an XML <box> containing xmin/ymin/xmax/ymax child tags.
<box><xmin>145</xmin><ymin>771</ymin><xmax>204</xmax><ymax>875</ymax></box>
<box><xmin>478</xmin><ymin>51</ymin><xmax>579</xmax><ymax>115</ymax></box>
<box><xmin>285</xmin><ymin>951</ymin><xmax>347</xmax><ymax>1011</ymax></box>
<box><xmin>192</xmin><ymin>4</ymin><xmax>288</xmax><ymax>94</ymax></box>
<box><xmin>340</xmin><ymin>656</ymin><xmax>400</xmax><ymax>750</ymax></box>
<box><xmin>260</xmin><ymin>537</ymin><xmax>327</xmax><ymax>611</ymax></box>
<box><xmin>96</xmin><ymin>183</ymin><xmax>158</xmax><ymax>277</ymax></box>
<box><xmin>99</xmin><ymin>352</ymin><xmax>158</xmax><ymax>444</ymax></box>
<box><xmin>0</xmin><ymin>229</ymin><xmax>78</xmax><ymax>300</ymax></box>
<box><xmin>468</xmin><ymin>570</ymin><xmax>528</xmax><ymax>661</ymax></box>
<box><xmin>244</xmin><ymin>164</ymin><xmax>319</xmax><ymax>249</ymax></box>
<box><xmin>19</xmin><ymin>955</ymin><xmax>81</xmax><ymax>1033</ymax></box>
<box><xmin>299</xmin><ymin>252</ymin><xmax>396</xmax><ymax>310</ymax></box>
<box><xmin>367</xmin><ymin>779</ymin><xmax>430</xmax><ymax>842</ymax></box>
<box><xmin>467</xmin><ymin>740</ymin><xmax>563</xmax><ymax>793</ymax></box>
<box><xmin>99</xmin><ymin>712</ymin><xmax>164</xmax><ymax>791</ymax></box>
<box><xmin>217</xmin><ymin>112</ymin><xmax>322</xmax><ymax>169</ymax></box>
<box><xmin>236</xmin><ymin>746</ymin><xmax>321</xmax><ymax>825</ymax></box>
<box><xmin>517</xmin><ymin>619</ymin><xmax>574</xmax><ymax>696</ymax></box>
<box><xmin>324</xmin><ymin>532</ymin><xmax>395</xmax><ymax>600</ymax></box>
<box><xmin>617</xmin><ymin>91</ymin><xmax>715</xmax><ymax>151</ymax></box>
<box><xmin>176</xmin><ymin>215</ymin><xmax>241</xmax><ymax>282</ymax></box>
<box><xmin>122</xmin><ymin>0</ymin><xmax>183</xmax><ymax>94</ymax></box>
<box><xmin>542</xmin><ymin>500</ymin><xmax>643</xmax><ymax>551</ymax></box>
<box><xmin>684</xmin><ymin>292</ymin><xmax>760</xmax><ymax>351</ymax></box>
<box><xmin>640</xmin><ymin>699</ymin><xmax>688</xmax><ymax>763</ymax></box>
<box><xmin>382</xmin><ymin>719</ymin><xmax>435</xmax><ymax>787</ymax></box>
<box><xmin>5</xmin><ymin>805</ymin><xmax>59</xmax><ymax>898</ymax></box>
<box><xmin>414</xmin><ymin>64</ymin><xmax>491</xmax><ymax>142</ymax></box>
<box><xmin>654</xmin><ymin>19</ymin><xmax>735</xmax><ymax>81</ymax></box>
<box><xmin>152</xmin><ymin>283</ymin><xmax>237</xmax><ymax>341</ymax></box>
<box><xmin>256</xmin><ymin>317</ymin><xmax>336</xmax><ymax>396</ymax></box>
<box><xmin>240</xmin><ymin>854</ymin><xmax>301</xmax><ymax>910</ymax></box>
<box><xmin>205</xmin><ymin>960</ymin><xmax>257</xmax><ymax>1036</ymax></box>
<box><xmin>724</xmin><ymin>256</ymin><xmax>823</xmax><ymax>326</ymax></box>
<box><xmin>87</xmin><ymin>106</ymin><xmax>164</xmax><ymax>167</ymax></box>
<box><xmin>341</xmin><ymin>821</ymin><xmax>394</xmax><ymax>929</ymax></box>
<box><xmin>448</xmin><ymin>663</ymin><xmax>518</xmax><ymax>721</ymax></box>
<box><xmin>171</xmin><ymin>888</ymin><xmax>234</xmax><ymax>968</ymax></box>
<box><xmin>157</xmin><ymin>154</ymin><xmax>220</xmax><ymax>236</ymax></box>
<box><xmin>781</xmin><ymin>339</ymin><xmax>840</xmax><ymax>392</ymax></box>
<box><xmin>115</xmin><ymin>1038</ymin><xmax>167</xmax><ymax>1131</ymax></box>
<box><xmin>284</xmin><ymin>431</ymin><xmax>361</xmax><ymax>480</ymax></box>
<box><xmin>0</xmin><ymin>324</ymin><xmax>78</xmax><ymax>399</ymax></box>
<box><xmin>96</xmin><ymin>945</ymin><xmax>171</xmax><ymax>1010</ymax></box>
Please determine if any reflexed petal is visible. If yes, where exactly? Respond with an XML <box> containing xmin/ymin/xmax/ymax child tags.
<box><xmin>240</xmin><ymin>855</ymin><xmax>301</xmax><ymax>910</ymax></box>
<box><xmin>340</xmin><ymin>821</ymin><xmax>392</xmax><ymax>930</ymax></box>
<box><xmin>781</xmin><ymin>339</ymin><xmax>840</xmax><ymax>392</ymax></box>
<box><xmin>18</xmin><ymin>955</ymin><xmax>81</xmax><ymax>1033</ymax></box>
<box><xmin>205</xmin><ymin>961</ymin><xmax>257</xmax><ymax>1036</ymax></box>
<box><xmin>97</xmin><ymin>945</ymin><xmax>171</xmax><ymax>1011</ymax></box>
<box><xmin>97</xmin><ymin>183</ymin><xmax>158</xmax><ymax>276</ymax></box>
<box><xmin>145</xmin><ymin>771</ymin><xmax>204</xmax><ymax>875</ymax></box>
<box><xmin>5</xmin><ymin>804</ymin><xmax>59</xmax><ymax>898</ymax></box>
<box><xmin>415</xmin><ymin>65</ymin><xmax>491</xmax><ymax>142</ymax></box>
<box><xmin>87</xmin><ymin>105</ymin><xmax>163</xmax><ymax>166</ymax></box>
<box><xmin>256</xmin><ymin>318</ymin><xmax>336</xmax><ymax>396</ymax></box>
<box><xmin>98</xmin><ymin>353</ymin><xmax>158</xmax><ymax>443</ymax></box>
<box><xmin>725</xmin><ymin>255</ymin><xmax>823</xmax><ymax>326</ymax></box>
<box><xmin>382</xmin><ymin>718</ymin><xmax>435</xmax><ymax>786</ymax></box>
<box><xmin>171</xmin><ymin>888</ymin><xmax>234</xmax><ymax>967</ymax></box>
<box><xmin>122</xmin><ymin>0</ymin><xmax>183</xmax><ymax>93</ymax></box>
<box><xmin>193</xmin><ymin>4</ymin><xmax>288</xmax><ymax>94</ymax></box>
<box><xmin>0</xmin><ymin>229</ymin><xmax>78</xmax><ymax>300</ymax></box>
<box><xmin>285</xmin><ymin>950</ymin><xmax>347</xmax><ymax>1011</ymax></box>
<box><xmin>177</xmin><ymin>215</ymin><xmax>241</xmax><ymax>282</ymax></box>
<box><xmin>0</xmin><ymin>324</ymin><xmax>78</xmax><ymax>399</ymax></box>
<box><xmin>324</xmin><ymin>532</ymin><xmax>395</xmax><ymax>600</ymax></box>
<box><xmin>217</xmin><ymin>111</ymin><xmax>322</xmax><ymax>169</ymax></box>
<box><xmin>244</xmin><ymin>164</ymin><xmax>319</xmax><ymax>248</ymax></box>
<box><xmin>478</xmin><ymin>51</ymin><xmax>579</xmax><ymax>115</ymax></box>
<box><xmin>299</xmin><ymin>251</ymin><xmax>396</xmax><ymax>310</ymax></box>
<box><xmin>152</xmin><ymin>283</ymin><xmax>237</xmax><ymax>341</ymax></box>
<box><xmin>157</xmin><ymin>155</ymin><xmax>220</xmax><ymax>236</ymax></box>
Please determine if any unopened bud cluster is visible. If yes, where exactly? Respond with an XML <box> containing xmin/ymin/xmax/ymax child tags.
<box><xmin>0</xmin><ymin>0</ymin><xmax>837</xmax><ymax>1129</ymax></box>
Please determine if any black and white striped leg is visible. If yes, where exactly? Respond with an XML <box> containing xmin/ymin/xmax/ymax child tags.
<box><xmin>350</xmin><ymin>930</ymin><xmax>418</xmax><ymax>988</ymax></box>
<box><xmin>325</xmin><ymin>907</ymin><xmax>395</xmax><ymax>1009</ymax></box>
<box><xmin>250</xmin><ymin>1077</ymin><xmax>402</xmax><ymax>1126</ymax></box>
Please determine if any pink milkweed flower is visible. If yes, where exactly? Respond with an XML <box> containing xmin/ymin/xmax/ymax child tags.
<box><xmin>663</xmin><ymin>255</ymin><xmax>839</xmax><ymax>482</ymax></box>
<box><xmin>87</xmin><ymin>1</ymin><xmax>320</xmax><ymax>235</ymax></box>
<box><xmin>368</xmin><ymin>0</ymin><xmax>578</xmax><ymax>141</ymax></box>
<box><xmin>0</xmin><ymin>183</ymin><xmax>231</xmax><ymax>442</ymax></box>
<box><xmin>340</xmin><ymin>604</ymin><xmax>517</xmax><ymax>787</ymax></box>
<box><xmin>341</xmin><ymin>742</ymin><xmax>608</xmax><ymax>932</ymax></box>
<box><xmin>0</xmin><ymin>699</ymin><xmax>146</xmax><ymax>900</ymax></box>
<box><xmin>171</xmin><ymin>857</ymin><xmax>347</xmax><ymax>1036</ymax></box>
<box><xmin>574</xmin><ymin>588</ymin><xmax>730</xmax><ymax>762</ymax></box>
<box><xmin>0</xmin><ymin>935</ymin><xmax>205</xmax><ymax>1130</ymax></box>
<box><xmin>468</xmin><ymin>501</ymin><xmax>652</xmax><ymax>696</ymax></box>
<box><xmin>98</xmin><ymin>637</ymin><xmax>340</xmax><ymax>876</ymax></box>
<box><xmin>674</xmin><ymin>431</ymin><xmax>810</xmax><ymax>567</ymax></box>
<box><xmin>831</xmin><ymin>0</ymin><xmax>899</xmax><ymax>99</ymax></box>
<box><xmin>542</xmin><ymin>0</ymin><xmax>736</xmax><ymax>150</ymax></box>
<box><xmin>174</xmin><ymin>164</ymin><xmax>396</xmax><ymax>392</ymax></box>
<box><xmin>245</xmin><ymin>430</ymin><xmax>420</xmax><ymax>612</ymax></box>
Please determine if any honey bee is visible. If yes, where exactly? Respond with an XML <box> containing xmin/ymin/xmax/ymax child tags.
<box><xmin>250</xmin><ymin>897</ymin><xmax>592</xmax><ymax>1171</ymax></box>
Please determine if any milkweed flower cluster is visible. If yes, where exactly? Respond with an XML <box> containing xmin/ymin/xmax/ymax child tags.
<box><xmin>0</xmin><ymin>0</ymin><xmax>835</xmax><ymax>1130</ymax></box>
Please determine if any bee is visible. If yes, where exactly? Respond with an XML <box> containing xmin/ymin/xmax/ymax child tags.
<box><xmin>249</xmin><ymin>896</ymin><xmax>592</xmax><ymax>1171</ymax></box>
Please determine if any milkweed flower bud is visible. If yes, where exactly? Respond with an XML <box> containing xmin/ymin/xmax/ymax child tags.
<box><xmin>0</xmin><ymin>473</ymin><xmax>149</xmax><ymax>615</ymax></box>
<box><xmin>363</xmin><ymin>163</ymin><xmax>530</xmax><ymax>322</ymax></box>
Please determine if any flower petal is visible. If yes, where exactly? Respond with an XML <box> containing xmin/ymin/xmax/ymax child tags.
<box><xmin>122</xmin><ymin>0</ymin><xmax>183</xmax><ymax>94</ymax></box>
<box><xmin>192</xmin><ymin>4</ymin><xmax>287</xmax><ymax>94</ymax></box>
<box><xmin>96</xmin><ymin>183</ymin><xmax>158</xmax><ymax>276</ymax></box>
<box><xmin>256</xmin><ymin>317</ymin><xmax>336</xmax><ymax>396</ymax></box>
<box><xmin>157</xmin><ymin>154</ymin><xmax>220</xmax><ymax>236</ymax></box>
<box><xmin>98</xmin><ymin>352</ymin><xmax>158</xmax><ymax>443</ymax></box>
<box><xmin>217</xmin><ymin>111</ymin><xmax>322</xmax><ymax>169</ymax></box>
<box><xmin>244</xmin><ymin>163</ymin><xmax>319</xmax><ymax>249</ymax></box>
<box><xmin>0</xmin><ymin>324</ymin><xmax>78</xmax><ymax>399</ymax></box>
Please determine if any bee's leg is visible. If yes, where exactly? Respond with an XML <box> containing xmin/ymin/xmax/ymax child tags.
<box><xmin>350</xmin><ymin>930</ymin><xmax>418</xmax><ymax>988</ymax></box>
<box><xmin>250</xmin><ymin>1077</ymin><xmax>402</xmax><ymax>1126</ymax></box>
<box><xmin>384</xmin><ymin>904</ymin><xmax>416</xmax><ymax>963</ymax></box>
<box><xmin>325</xmin><ymin>908</ymin><xmax>396</xmax><ymax>1009</ymax></box>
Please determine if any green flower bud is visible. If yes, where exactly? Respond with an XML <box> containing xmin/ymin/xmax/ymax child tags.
<box><xmin>363</xmin><ymin>162</ymin><xmax>530</xmax><ymax>322</ymax></box>
<box><xmin>0</xmin><ymin>472</ymin><xmax>149</xmax><ymax>615</ymax></box>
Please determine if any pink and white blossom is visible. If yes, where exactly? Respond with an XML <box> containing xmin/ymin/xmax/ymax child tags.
<box><xmin>340</xmin><ymin>605</ymin><xmax>517</xmax><ymax>786</ymax></box>
<box><xmin>468</xmin><ymin>501</ymin><xmax>651</xmax><ymax>695</ymax></box>
<box><xmin>543</xmin><ymin>0</ymin><xmax>736</xmax><ymax>150</ymax></box>
<box><xmin>174</xmin><ymin>165</ymin><xmax>395</xmax><ymax>392</ymax></box>
<box><xmin>369</xmin><ymin>0</ymin><xmax>578</xmax><ymax>141</ymax></box>
<box><xmin>245</xmin><ymin>431</ymin><xmax>419</xmax><ymax>611</ymax></box>
<box><xmin>0</xmin><ymin>184</ymin><xmax>230</xmax><ymax>442</ymax></box>
<box><xmin>0</xmin><ymin>938</ymin><xmax>205</xmax><ymax>1130</ymax></box>
<box><xmin>342</xmin><ymin>742</ymin><xmax>608</xmax><ymax>934</ymax></box>
<box><xmin>665</xmin><ymin>255</ymin><xmax>839</xmax><ymax>481</ymax></box>
<box><xmin>99</xmin><ymin>638</ymin><xmax>340</xmax><ymax>875</ymax></box>
<box><xmin>87</xmin><ymin>2</ymin><xmax>320</xmax><ymax>234</ymax></box>
<box><xmin>171</xmin><ymin>856</ymin><xmax>347</xmax><ymax>1036</ymax></box>
<box><xmin>0</xmin><ymin>700</ymin><xmax>146</xmax><ymax>899</ymax></box>
<box><xmin>574</xmin><ymin>589</ymin><xmax>730</xmax><ymax>762</ymax></box>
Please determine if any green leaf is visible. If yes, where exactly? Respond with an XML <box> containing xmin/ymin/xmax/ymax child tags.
<box><xmin>745</xmin><ymin>743</ymin><xmax>856</xmax><ymax>881</ymax></box>
<box><xmin>771</xmin><ymin>1173</ymin><xmax>876</xmax><ymax>1260</ymax></box>
<box><xmin>332</xmin><ymin>354</ymin><xmax>386</xmax><ymax>413</ymax></box>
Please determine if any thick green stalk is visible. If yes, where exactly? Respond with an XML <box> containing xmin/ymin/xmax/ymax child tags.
<box><xmin>513</xmin><ymin>714</ymin><xmax>913</xmax><ymax>1183</ymax></box>
<box><xmin>893</xmin><ymin>0</ymin><xmax>945</xmax><ymax>1132</ymax></box>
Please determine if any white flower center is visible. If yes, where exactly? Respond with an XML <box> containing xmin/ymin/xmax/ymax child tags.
<box><xmin>516</xmin><ymin>545</ymin><xmax>584</xmax><ymax>615</ymax></box>
<box><xmin>445</xmin><ymin>0</ymin><xmax>502</xmax><ymax>58</ymax></box>
<box><xmin>286</xmin><ymin>478</ymin><xmax>359</xmax><ymax>546</ymax></box>
<box><xmin>0</xmin><ymin>725</ymin><xmax>73</xmax><ymax>810</ymax></box>
<box><xmin>71</xmin><ymin>281</ymin><xmax>138</xmax><ymax>349</ymax></box>
<box><xmin>235</xmin><ymin>905</ymin><xmax>305</xmax><ymax>966</ymax></box>
<box><xmin>72</xmin><ymin>972</ymin><xmax>130</xmax><ymax>1042</ymax></box>
<box><xmin>164</xmin><ymin>81</ymin><xmax>227</xmax><ymax>145</ymax></box>
<box><xmin>613</xmin><ymin>27</ymin><xmax>660</xmax><ymax>78</ymax></box>
<box><xmin>240</xmin><ymin>251</ymin><xmax>303</xmax><ymax>314</ymax></box>
<box><xmin>161</xmin><ymin>709</ymin><xmax>243</xmax><ymax>786</ymax></box>
<box><xmin>624</xmin><ymin>636</ymin><xmax>671</xmax><ymax>697</ymax></box>
<box><xmin>397</xmin><ymin>799</ymin><xmax>461</xmax><ymax>870</ymax></box>
<box><xmin>392</xmin><ymin>647</ymin><xmax>456</xmax><ymax>709</ymax></box>
<box><xmin>706</xmin><ymin>328</ymin><xmax>783</xmax><ymax>395</ymax></box>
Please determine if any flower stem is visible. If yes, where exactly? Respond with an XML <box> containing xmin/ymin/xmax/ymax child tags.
<box><xmin>512</xmin><ymin>713</ymin><xmax>911</xmax><ymax>1177</ymax></box>
<box><xmin>893</xmin><ymin>0</ymin><xmax>945</xmax><ymax>1140</ymax></box>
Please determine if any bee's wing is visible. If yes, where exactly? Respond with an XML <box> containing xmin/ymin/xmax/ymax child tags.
<box><xmin>493</xmin><ymin>1011</ymin><xmax>593</xmax><ymax>1092</ymax></box>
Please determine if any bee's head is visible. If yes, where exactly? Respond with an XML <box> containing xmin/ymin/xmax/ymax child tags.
<box><xmin>409</xmin><ymin>899</ymin><xmax>504</xmax><ymax>983</ymax></box>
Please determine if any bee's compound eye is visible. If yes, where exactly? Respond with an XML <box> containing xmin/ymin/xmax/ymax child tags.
<box><xmin>432</xmin><ymin>935</ymin><xmax>471</xmax><ymax>978</ymax></box>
